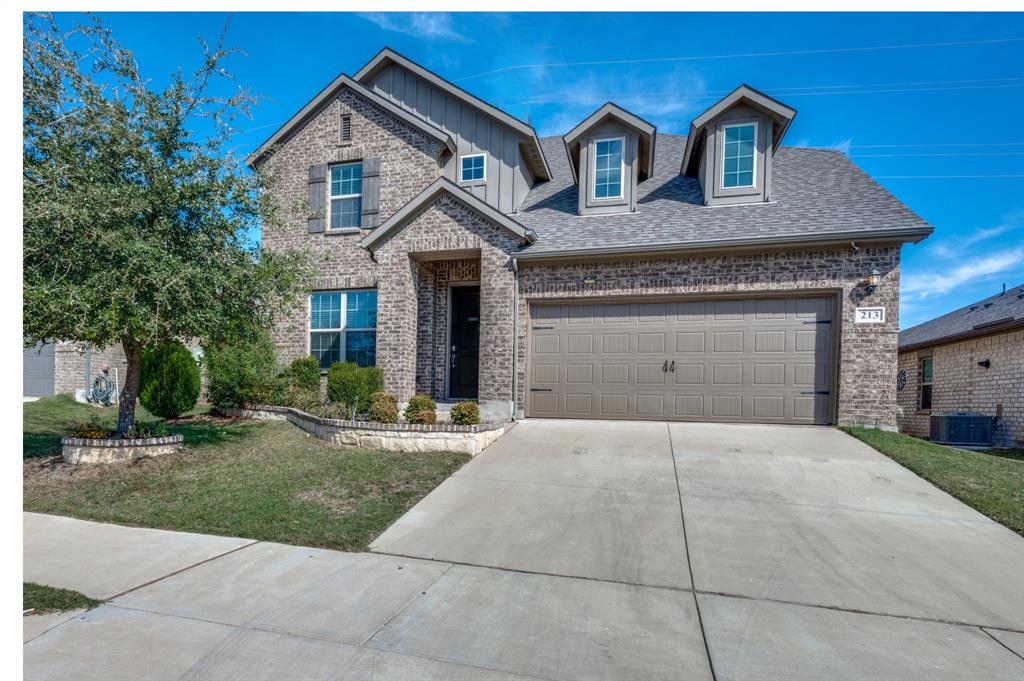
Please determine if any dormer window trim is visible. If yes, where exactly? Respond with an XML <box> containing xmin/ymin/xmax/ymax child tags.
<box><xmin>719</xmin><ymin>121</ymin><xmax>758</xmax><ymax>191</ymax></box>
<box><xmin>591</xmin><ymin>136</ymin><xmax>626</xmax><ymax>202</ymax></box>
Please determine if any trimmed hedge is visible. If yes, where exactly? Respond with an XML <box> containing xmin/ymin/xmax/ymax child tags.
<box><xmin>287</xmin><ymin>356</ymin><xmax>321</xmax><ymax>393</ymax></box>
<box><xmin>205</xmin><ymin>330</ymin><xmax>282</xmax><ymax>408</ymax></box>
<box><xmin>450</xmin><ymin>401</ymin><xmax>480</xmax><ymax>425</ymax></box>
<box><xmin>327</xmin><ymin>362</ymin><xmax>384</xmax><ymax>418</ymax></box>
<box><xmin>404</xmin><ymin>394</ymin><xmax>437</xmax><ymax>424</ymax></box>
<box><xmin>368</xmin><ymin>392</ymin><xmax>399</xmax><ymax>424</ymax></box>
<box><xmin>139</xmin><ymin>341</ymin><xmax>201</xmax><ymax>418</ymax></box>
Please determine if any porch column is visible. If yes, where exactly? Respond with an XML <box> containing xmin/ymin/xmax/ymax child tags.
<box><xmin>376</xmin><ymin>250</ymin><xmax>418</xmax><ymax>401</ymax></box>
<box><xmin>478</xmin><ymin>250</ymin><xmax>515</xmax><ymax>420</ymax></box>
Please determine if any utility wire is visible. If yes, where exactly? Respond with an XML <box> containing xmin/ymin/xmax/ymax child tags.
<box><xmin>456</xmin><ymin>37</ymin><xmax>1024</xmax><ymax>82</ymax></box>
<box><xmin>851</xmin><ymin>151</ymin><xmax>1024</xmax><ymax>157</ymax></box>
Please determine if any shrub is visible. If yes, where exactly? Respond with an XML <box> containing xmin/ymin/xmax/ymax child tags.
<box><xmin>414</xmin><ymin>410</ymin><xmax>437</xmax><ymax>425</ymax></box>
<box><xmin>281</xmin><ymin>384</ymin><xmax>321</xmax><ymax>414</ymax></box>
<box><xmin>368</xmin><ymin>392</ymin><xmax>399</xmax><ymax>424</ymax></box>
<box><xmin>125</xmin><ymin>421</ymin><xmax>169</xmax><ymax>439</ymax></box>
<box><xmin>205</xmin><ymin>329</ymin><xmax>282</xmax><ymax>408</ymax></box>
<box><xmin>287</xmin><ymin>356</ymin><xmax>321</xmax><ymax>393</ymax></box>
<box><xmin>139</xmin><ymin>341</ymin><xmax>201</xmax><ymax>418</ymax></box>
<box><xmin>450</xmin><ymin>401</ymin><xmax>480</xmax><ymax>425</ymax></box>
<box><xmin>327</xmin><ymin>362</ymin><xmax>384</xmax><ymax>418</ymax></box>
<box><xmin>68</xmin><ymin>415</ymin><xmax>109</xmax><ymax>439</ymax></box>
<box><xmin>403</xmin><ymin>394</ymin><xmax>437</xmax><ymax>424</ymax></box>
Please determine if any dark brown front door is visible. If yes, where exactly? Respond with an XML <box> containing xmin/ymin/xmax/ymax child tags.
<box><xmin>450</xmin><ymin>286</ymin><xmax>480</xmax><ymax>399</ymax></box>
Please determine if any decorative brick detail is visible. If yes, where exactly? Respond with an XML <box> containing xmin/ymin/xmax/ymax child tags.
<box><xmin>516</xmin><ymin>247</ymin><xmax>902</xmax><ymax>428</ymax></box>
<box><xmin>897</xmin><ymin>328</ymin><xmax>1024</xmax><ymax>446</ymax></box>
<box><xmin>257</xmin><ymin>86</ymin><xmax>445</xmax><ymax>363</ymax></box>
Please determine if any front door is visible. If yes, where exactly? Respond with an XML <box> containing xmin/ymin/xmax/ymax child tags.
<box><xmin>449</xmin><ymin>285</ymin><xmax>480</xmax><ymax>399</ymax></box>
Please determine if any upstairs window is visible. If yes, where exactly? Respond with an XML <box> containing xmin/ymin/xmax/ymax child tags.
<box><xmin>593</xmin><ymin>137</ymin><xmax>624</xmax><ymax>199</ymax></box>
<box><xmin>309</xmin><ymin>290</ymin><xmax>378</xmax><ymax>370</ymax></box>
<box><xmin>919</xmin><ymin>356</ymin><xmax>933</xmax><ymax>410</ymax></box>
<box><xmin>722</xmin><ymin>123</ymin><xmax>756</xmax><ymax>188</ymax></box>
<box><xmin>460</xmin><ymin>154</ymin><xmax>486</xmax><ymax>183</ymax></box>
<box><xmin>329</xmin><ymin>162</ymin><xmax>362</xmax><ymax>229</ymax></box>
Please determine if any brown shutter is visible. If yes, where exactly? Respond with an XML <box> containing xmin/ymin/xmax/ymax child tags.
<box><xmin>361</xmin><ymin>158</ymin><xmax>380</xmax><ymax>230</ymax></box>
<box><xmin>308</xmin><ymin>164</ymin><xmax>327</xmax><ymax>234</ymax></box>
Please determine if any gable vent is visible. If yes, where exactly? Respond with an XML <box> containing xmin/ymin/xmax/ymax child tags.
<box><xmin>340</xmin><ymin>114</ymin><xmax>352</xmax><ymax>142</ymax></box>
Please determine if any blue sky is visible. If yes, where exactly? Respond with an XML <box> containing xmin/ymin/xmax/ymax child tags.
<box><xmin>60</xmin><ymin>12</ymin><xmax>1024</xmax><ymax>329</ymax></box>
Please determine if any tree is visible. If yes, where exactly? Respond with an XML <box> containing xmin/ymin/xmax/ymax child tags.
<box><xmin>23</xmin><ymin>14</ymin><xmax>306</xmax><ymax>435</ymax></box>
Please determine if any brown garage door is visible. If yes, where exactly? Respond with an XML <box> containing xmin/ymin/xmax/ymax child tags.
<box><xmin>527</xmin><ymin>296</ymin><xmax>836</xmax><ymax>424</ymax></box>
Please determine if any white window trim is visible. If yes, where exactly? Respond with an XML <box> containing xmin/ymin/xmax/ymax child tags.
<box><xmin>719</xmin><ymin>121</ymin><xmax>758</xmax><ymax>191</ymax></box>
<box><xmin>307</xmin><ymin>289</ymin><xmax>377</xmax><ymax>369</ymax></box>
<box><xmin>590</xmin><ymin>136</ymin><xmax>626</xmax><ymax>202</ymax></box>
<box><xmin>459</xmin><ymin>153</ymin><xmax>487</xmax><ymax>184</ymax></box>
<box><xmin>327</xmin><ymin>161</ymin><xmax>363</xmax><ymax>231</ymax></box>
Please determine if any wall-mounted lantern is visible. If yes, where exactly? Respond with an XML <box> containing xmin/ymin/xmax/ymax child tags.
<box><xmin>978</xmin><ymin>359</ymin><xmax>992</xmax><ymax>369</ymax></box>
<box><xmin>865</xmin><ymin>269</ymin><xmax>881</xmax><ymax>295</ymax></box>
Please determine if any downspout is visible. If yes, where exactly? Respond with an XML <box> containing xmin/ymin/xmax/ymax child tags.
<box><xmin>511</xmin><ymin>256</ymin><xmax>519</xmax><ymax>421</ymax></box>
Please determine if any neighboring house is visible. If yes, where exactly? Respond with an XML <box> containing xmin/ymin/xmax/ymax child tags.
<box><xmin>249</xmin><ymin>47</ymin><xmax>932</xmax><ymax>426</ymax></box>
<box><xmin>23</xmin><ymin>342</ymin><xmax>128</xmax><ymax>398</ymax></box>
<box><xmin>897</xmin><ymin>284</ymin><xmax>1024</xmax><ymax>447</ymax></box>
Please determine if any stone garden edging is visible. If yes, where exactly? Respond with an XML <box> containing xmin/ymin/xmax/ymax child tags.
<box><xmin>61</xmin><ymin>434</ymin><xmax>184</xmax><ymax>465</ymax></box>
<box><xmin>219</xmin><ymin>405</ymin><xmax>513</xmax><ymax>456</ymax></box>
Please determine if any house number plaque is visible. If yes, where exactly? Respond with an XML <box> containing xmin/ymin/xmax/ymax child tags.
<box><xmin>854</xmin><ymin>307</ymin><xmax>885</xmax><ymax>324</ymax></box>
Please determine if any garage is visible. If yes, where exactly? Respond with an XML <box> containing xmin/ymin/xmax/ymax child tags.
<box><xmin>527</xmin><ymin>296</ymin><xmax>837</xmax><ymax>424</ymax></box>
<box><xmin>24</xmin><ymin>342</ymin><xmax>55</xmax><ymax>397</ymax></box>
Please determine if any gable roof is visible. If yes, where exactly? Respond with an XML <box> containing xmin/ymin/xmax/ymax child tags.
<box><xmin>514</xmin><ymin>134</ymin><xmax>932</xmax><ymax>259</ymax></box>
<box><xmin>359</xmin><ymin>177</ymin><xmax>537</xmax><ymax>251</ymax></box>
<box><xmin>354</xmin><ymin>48</ymin><xmax>552</xmax><ymax>182</ymax></box>
<box><xmin>244</xmin><ymin>73</ymin><xmax>456</xmax><ymax>168</ymax></box>
<box><xmin>562</xmin><ymin>102</ymin><xmax>657</xmax><ymax>183</ymax></box>
<box><xmin>899</xmin><ymin>283</ymin><xmax>1024</xmax><ymax>351</ymax></box>
<box><xmin>681</xmin><ymin>84</ymin><xmax>797</xmax><ymax>177</ymax></box>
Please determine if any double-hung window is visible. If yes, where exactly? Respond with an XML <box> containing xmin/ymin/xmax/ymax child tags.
<box><xmin>309</xmin><ymin>290</ymin><xmax>378</xmax><ymax>370</ymax></box>
<box><xmin>460</xmin><ymin>154</ymin><xmax>486</xmax><ymax>183</ymax></box>
<box><xmin>329</xmin><ymin>162</ymin><xmax>362</xmax><ymax>229</ymax></box>
<box><xmin>722</xmin><ymin>123</ymin><xmax>756</xmax><ymax>188</ymax></box>
<box><xmin>919</xmin><ymin>356</ymin><xmax>933</xmax><ymax>410</ymax></box>
<box><xmin>593</xmin><ymin>137</ymin><xmax>623</xmax><ymax>199</ymax></box>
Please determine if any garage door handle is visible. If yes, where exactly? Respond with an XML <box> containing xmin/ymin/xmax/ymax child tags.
<box><xmin>532</xmin><ymin>326</ymin><xmax>554</xmax><ymax>330</ymax></box>
<box><xmin>669</xmin><ymin>361</ymin><xmax>675</xmax><ymax>372</ymax></box>
<box><xmin>530</xmin><ymin>388</ymin><xmax>552</xmax><ymax>392</ymax></box>
<box><xmin>802</xmin><ymin>320</ymin><xmax>832</xmax><ymax>324</ymax></box>
<box><xmin>801</xmin><ymin>390</ymin><xmax>831</xmax><ymax>395</ymax></box>
<box><xmin>662</xmin><ymin>361</ymin><xmax>668</xmax><ymax>372</ymax></box>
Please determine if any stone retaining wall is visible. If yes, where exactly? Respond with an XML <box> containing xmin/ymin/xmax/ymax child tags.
<box><xmin>61</xmin><ymin>434</ymin><xmax>184</xmax><ymax>464</ymax></box>
<box><xmin>220</xmin><ymin>405</ymin><xmax>512</xmax><ymax>456</ymax></box>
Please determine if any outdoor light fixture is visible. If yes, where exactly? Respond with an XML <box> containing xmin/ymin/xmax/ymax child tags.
<box><xmin>978</xmin><ymin>359</ymin><xmax>992</xmax><ymax>369</ymax></box>
<box><xmin>865</xmin><ymin>269</ymin><xmax>881</xmax><ymax>295</ymax></box>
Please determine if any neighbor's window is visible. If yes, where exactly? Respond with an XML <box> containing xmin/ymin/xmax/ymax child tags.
<box><xmin>722</xmin><ymin>123</ymin><xmax>756</xmax><ymax>188</ymax></box>
<box><xmin>593</xmin><ymin>137</ymin><xmax>624</xmax><ymax>199</ymax></box>
<box><xmin>460</xmin><ymin>154</ymin><xmax>486</xmax><ymax>182</ymax></box>
<box><xmin>329</xmin><ymin>162</ymin><xmax>362</xmax><ymax>229</ymax></box>
<box><xmin>309</xmin><ymin>290</ymin><xmax>377</xmax><ymax>369</ymax></box>
<box><xmin>919</xmin><ymin>356</ymin><xmax>933</xmax><ymax>410</ymax></box>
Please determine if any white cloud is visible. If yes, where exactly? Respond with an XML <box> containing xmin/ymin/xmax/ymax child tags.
<box><xmin>360</xmin><ymin>13</ymin><xmax>469</xmax><ymax>42</ymax></box>
<box><xmin>928</xmin><ymin>212</ymin><xmax>1023</xmax><ymax>259</ymax></box>
<box><xmin>830</xmin><ymin>138</ymin><xmax>853</xmax><ymax>154</ymax></box>
<box><xmin>902</xmin><ymin>247</ymin><xmax>1024</xmax><ymax>301</ymax></box>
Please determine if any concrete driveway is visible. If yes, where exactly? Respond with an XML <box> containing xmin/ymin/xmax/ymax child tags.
<box><xmin>24</xmin><ymin>421</ymin><xmax>1024</xmax><ymax>680</ymax></box>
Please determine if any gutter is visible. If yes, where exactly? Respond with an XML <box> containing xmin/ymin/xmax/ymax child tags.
<box><xmin>516</xmin><ymin>226</ymin><xmax>934</xmax><ymax>262</ymax></box>
<box><xmin>899</xmin><ymin>318</ymin><xmax>1024</xmax><ymax>353</ymax></box>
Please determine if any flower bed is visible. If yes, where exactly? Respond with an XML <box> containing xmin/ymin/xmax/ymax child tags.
<box><xmin>61</xmin><ymin>434</ymin><xmax>184</xmax><ymax>465</ymax></box>
<box><xmin>219</xmin><ymin>405</ymin><xmax>512</xmax><ymax>456</ymax></box>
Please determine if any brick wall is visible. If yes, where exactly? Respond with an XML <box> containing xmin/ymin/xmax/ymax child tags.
<box><xmin>54</xmin><ymin>342</ymin><xmax>128</xmax><ymax>395</ymax></box>
<box><xmin>516</xmin><ymin>246</ymin><xmax>902</xmax><ymax>427</ymax></box>
<box><xmin>257</xmin><ymin>86</ymin><xmax>445</xmax><ymax>363</ymax></box>
<box><xmin>897</xmin><ymin>328</ymin><xmax>1024</xmax><ymax>446</ymax></box>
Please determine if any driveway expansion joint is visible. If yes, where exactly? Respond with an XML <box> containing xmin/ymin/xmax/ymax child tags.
<box><xmin>106</xmin><ymin>539</ymin><xmax>260</xmax><ymax>601</ymax></box>
<box><xmin>982</xmin><ymin>628</ymin><xmax>1024</xmax><ymax>662</ymax></box>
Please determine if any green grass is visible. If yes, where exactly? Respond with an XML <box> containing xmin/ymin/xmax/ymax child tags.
<box><xmin>24</xmin><ymin>583</ymin><xmax>100</xmax><ymax>614</ymax></box>
<box><xmin>24</xmin><ymin>395</ymin><xmax>469</xmax><ymax>551</ymax></box>
<box><xmin>842</xmin><ymin>427</ymin><xmax>1024</xmax><ymax>535</ymax></box>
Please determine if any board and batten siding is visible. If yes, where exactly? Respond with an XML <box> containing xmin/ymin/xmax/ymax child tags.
<box><xmin>367</xmin><ymin>64</ymin><xmax>533</xmax><ymax>213</ymax></box>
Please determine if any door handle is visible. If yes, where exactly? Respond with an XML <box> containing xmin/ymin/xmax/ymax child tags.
<box><xmin>662</xmin><ymin>360</ymin><xmax>668</xmax><ymax>372</ymax></box>
<box><xmin>669</xmin><ymin>361</ymin><xmax>675</xmax><ymax>372</ymax></box>
<box><xmin>451</xmin><ymin>345</ymin><xmax>456</xmax><ymax>369</ymax></box>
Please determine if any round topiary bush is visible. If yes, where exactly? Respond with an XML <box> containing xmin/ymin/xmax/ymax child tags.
<box><xmin>368</xmin><ymin>392</ymin><xmax>398</xmax><ymax>424</ymax></box>
<box><xmin>449</xmin><ymin>401</ymin><xmax>480</xmax><ymax>425</ymax></box>
<box><xmin>139</xmin><ymin>341</ymin><xmax>201</xmax><ymax>418</ymax></box>
<box><xmin>403</xmin><ymin>394</ymin><xmax>437</xmax><ymax>424</ymax></box>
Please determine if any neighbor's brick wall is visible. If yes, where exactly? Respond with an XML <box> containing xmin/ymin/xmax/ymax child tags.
<box><xmin>375</xmin><ymin>194</ymin><xmax>519</xmax><ymax>401</ymax></box>
<box><xmin>516</xmin><ymin>247</ymin><xmax>901</xmax><ymax>427</ymax></box>
<box><xmin>897</xmin><ymin>328</ymin><xmax>1024</xmax><ymax>446</ymax></box>
<box><xmin>257</xmin><ymin>87</ymin><xmax>445</xmax><ymax>363</ymax></box>
<box><xmin>54</xmin><ymin>342</ymin><xmax>128</xmax><ymax>395</ymax></box>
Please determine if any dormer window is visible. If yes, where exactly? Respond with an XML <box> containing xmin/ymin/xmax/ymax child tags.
<box><xmin>593</xmin><ymin>137</ymin><xmax>624</xmax><ymax>199</ymax></box>
<box><xmin>460</xmin><ymin>153</ymin><xmax>486</xmax><ymax>183</ymax></box>
<box><xmin>722</xmin><ymin>123</ymin><xmax>756</xmax><ymax>189</ymax></box>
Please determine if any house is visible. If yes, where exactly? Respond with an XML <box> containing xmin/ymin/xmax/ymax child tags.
<box><xmin>23</xmin><ymin>342</ymin><xmax>128</xmax><ymax>399</ymax></box>
<box><xmin>249</xmin><ymin>47</ymin><xmax>932</xmax><ymax>426</ymax></box>
<box><xmin>896</xmin><ymin>284</ymin><xmax>1024</xmax><ymax>447</ymax></box>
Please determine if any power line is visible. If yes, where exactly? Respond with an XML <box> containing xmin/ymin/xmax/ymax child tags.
<box><xmin>456</xmin><ymin>37</ymin><xmax>1024</xmax><ymax>82</ymax></box>
<box><xmin>851</xmin><ymin>142</ymin><xmax>1024</xmax><ymax>148</ymax></box>
<box><xmin>874</xmin><ymin>174</ymin><xmax>1024</xmax><ymax>179</ymax></box>
<box><xmin>851</xmin><ymin>151</ymin><xmax>1024</xmax><ymax>158</ymax></box>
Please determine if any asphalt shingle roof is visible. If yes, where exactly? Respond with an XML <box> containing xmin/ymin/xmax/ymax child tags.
<box><xmin>899</xmin><ymin>283</ymin><xmax>1024</xmax><ymax>350</ymax></box>
<box><xmin>516</xmin><ymin>133</ymin><xmax>931</xmax><ymax>255</ymax></box>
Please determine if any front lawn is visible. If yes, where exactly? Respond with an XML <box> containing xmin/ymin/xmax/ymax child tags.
<box><xmin>24</xmin><ymin>583</ymin><xmax>100</xmax><ymax>614</ymax></box>
<box><xmin>24</xmin><ymin>396</ymin><xmax>469</xmax><ymax>551</ymax></box>
<box><xmin>842</xmin><ymin>427</ymin><xmax>1024</xmax><ymax>536</ymax></box>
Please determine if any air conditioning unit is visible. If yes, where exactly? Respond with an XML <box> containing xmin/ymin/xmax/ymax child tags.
<box><xmin>930</xmin><ymin>413</ymin><xmax>994</xmax><ymax>447</ymax></box>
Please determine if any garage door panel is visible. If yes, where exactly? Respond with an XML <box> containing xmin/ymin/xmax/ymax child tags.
<box><xmin>528</xmin><ymin>296</ymin><xmax>835</xmax><ymax>424</ymax></box>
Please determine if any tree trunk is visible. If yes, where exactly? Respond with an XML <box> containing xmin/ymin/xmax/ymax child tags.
<box><xmin>116</xmin><ymin>338</ymin><xmax>143</xmax><ymax>437</ymax></box>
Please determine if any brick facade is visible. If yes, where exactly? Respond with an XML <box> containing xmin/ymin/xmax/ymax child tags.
<box><xmin>54</xmin><ymin>342</ymin><xmax>128</xmax><ymax>395</ymax></box>
<box><xmin>516</xmin><ymin>247</ymin><xmax>901</xmax><ymax>427</ymax></box>
<box><xmin>897</xmin><ymin>328</ymin><xmax>1024</xmax><ymax>447</ymax></box>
